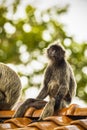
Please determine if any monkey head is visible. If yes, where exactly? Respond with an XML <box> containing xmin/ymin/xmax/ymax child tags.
<box><xmin>47</xmin><ymin>43</ymin><xmax>65</xmax><ymax>61</ymax></box>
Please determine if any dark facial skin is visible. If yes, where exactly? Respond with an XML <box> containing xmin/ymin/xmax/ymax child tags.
<box><xmin>47</xmin><ymin>44</ymin><xmax>65</xmax><ymax>62</ymax></box>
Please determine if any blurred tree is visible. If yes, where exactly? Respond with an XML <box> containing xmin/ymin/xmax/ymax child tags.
<box><xmin>0</xmin><ymin>0</ymin><xmax>87</xmax><ymax>102</ymax></box>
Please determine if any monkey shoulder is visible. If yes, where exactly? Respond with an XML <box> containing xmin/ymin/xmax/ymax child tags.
<box><xmin>0</xmin><ymin>63</ymin><xmax>21</xmax><ymax>88</ymax></box>
<box><xmin>0</xmin><ymin>63</ymin><xmax>21</xmax><ymax>94</ymax></box>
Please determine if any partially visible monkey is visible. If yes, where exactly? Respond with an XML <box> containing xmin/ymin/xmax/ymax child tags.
<box><xmin>13</xmin><ymin>42</ymin><xmax>76</xmax><ymax>119</ymax></box>
<box><xmin>0</xmin><ymin>63</ymin><xmax>22</xmax><ymax>110</ymax></box>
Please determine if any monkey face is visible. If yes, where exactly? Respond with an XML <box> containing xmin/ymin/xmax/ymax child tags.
<box><xmin>47</xmin><ymin>44</ymin><xmax>65</xmax><ymax>61</ymax></box>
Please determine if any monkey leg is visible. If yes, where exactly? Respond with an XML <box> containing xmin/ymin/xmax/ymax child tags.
<box><xmin>54</xmin><ymin>97</ymin><xmax>67</xmax><ymax>111</ymax></box>
<box><xmin>13</xmin><ymin>98</ymin><xmax>47</xmax><ymax>118</ymax></box>
<box><xmin>39</xmin><ymin>97</ymin><xmax>55</xmax><ymax>120</ymax></box>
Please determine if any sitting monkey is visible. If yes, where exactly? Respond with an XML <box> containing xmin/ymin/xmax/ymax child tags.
<box><xmin>14</xmin><ymin>42</ymin><xmax>76</xmax><ymax>119</ymax></box>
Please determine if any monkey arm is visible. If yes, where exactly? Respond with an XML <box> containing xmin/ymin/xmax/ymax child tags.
<box><xmin>36</xmin><ymin>66</ymin><xmax>52</xmax><ymax>99</ymax></box>
<box><xmin>65</xmin><ymin>71</ymin><xmax>76</xmax><ymax>105</ymax></box>
<box><xmin>69</xmin><ymin>68</ymin><xmax>77</xmax><ymax>97</ymax></box>
<box><xmin>36</xmin><ymin>86</ymin><xmax>48</xmax><ymax>99</ymax></box>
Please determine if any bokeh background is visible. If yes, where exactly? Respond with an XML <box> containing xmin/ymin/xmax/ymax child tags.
<box><xmin>0</xmin><ymin>0</ymin><xmax>87</xmax><ymax>106</ymax></box>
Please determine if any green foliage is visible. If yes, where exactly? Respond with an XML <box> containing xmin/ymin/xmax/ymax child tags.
<box><xmin>0</xmin><ymin>1</ymin><xmax>87</xmax><ymax>102</ymax></box>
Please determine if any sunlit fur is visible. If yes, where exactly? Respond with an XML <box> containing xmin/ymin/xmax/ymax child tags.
<box><xmin>0</xmin><ymin>63</ymin><xmax>21</xmax><ymax>110</ymax></box>
<box><xmin>13</xmin><ymin>42</ymin><xmax>76</xmax><ymax>119</ymax></box>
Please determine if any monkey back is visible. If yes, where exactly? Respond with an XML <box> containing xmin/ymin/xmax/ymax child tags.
<box><xmin>0</xmin><ymin>63</ymin><xmax>22</xmax><ymax>110</ymax></box>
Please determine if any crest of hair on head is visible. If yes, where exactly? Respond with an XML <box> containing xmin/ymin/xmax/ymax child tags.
<box><xmin>48</xmin><ymin>40</ymin><xmax>66</xmax><ymax>53</ymax></box>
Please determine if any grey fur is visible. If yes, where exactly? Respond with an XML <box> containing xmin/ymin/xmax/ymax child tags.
<box><xmin>0</xmin><ymin>63</ymin><xmax>22</xmax><ymax>110</ymax></box>
<box><xmin>13</xmin><ymin>43</ymin><xmax>76</xmax><ymax>118</ymax></box>
<box><xmin>37</xmin><ymin>43</ymin><xmax>76</xmax><ymax>119</ymax></box>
